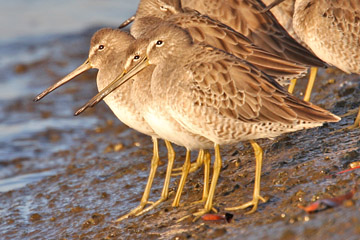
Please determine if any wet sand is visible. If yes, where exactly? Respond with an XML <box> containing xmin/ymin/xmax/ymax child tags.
<box><xmin>0</xmin><ymin>22</ymin><xmax>360</xmax><ymax>240</ymax></box>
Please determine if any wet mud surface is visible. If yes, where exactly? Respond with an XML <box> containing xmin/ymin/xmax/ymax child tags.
<box><xmin>1</xmin><ymin>29</ymin><xmax>360</xmax><ymax>240</ymax></box>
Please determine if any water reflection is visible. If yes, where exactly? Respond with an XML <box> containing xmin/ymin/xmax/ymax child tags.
<box><xmin>0</xmin><ymin>170</ymin><xmax>58</xmax><ymax>192</ymax></box>
<box><xmin>0</xmin><ymin>0</ymin><xmax>139</xmax><ymax>43</ymax></box>
<box><xmin>0</xmin><ymin>0</ymin><xmax>139</xmax><ymax>192</ymax></box>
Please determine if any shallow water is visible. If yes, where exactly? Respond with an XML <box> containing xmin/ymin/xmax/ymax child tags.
<box><xmin>0</xmin><ymin>170</ymin><xmax>58</xmax><ymax>192</ymax></box>
<box><xmin>0</xmin><ymin>0</ymin><xmax>139</xmax><ymax>189</ymax></box>
<box><xmin>0</xmin><ymin>1</ymin><xmax>360</xmax><ymax>239</ymax></box>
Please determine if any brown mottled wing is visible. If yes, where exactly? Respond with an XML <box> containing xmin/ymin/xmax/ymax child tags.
<box><xmin>326</xmin><ymin>0</ymin><xmax>360</xmax><ymax>42</ymax></box>
<box><xmin>181</xmin><ymin>0</ymin><xmax>326</xmax><ymax>67</ymax></box>
<box><xmin>170</xmin><ymin>11</ymin><xmax>308</xmax><ymax>82</ymax></box>
<box><xmin>261</xmin><ymin>0</ymin><xmax>300</xmax><ymax>43</ymax></box>
<box><xmin>323</xmin><ymin>0</ymin><xmax>360</xmax><ymax>73</ymax></box>
<box><xmin>187</xmin><ymin>46</ymin><xmax>338</xmax><ymax>123</ymax></box>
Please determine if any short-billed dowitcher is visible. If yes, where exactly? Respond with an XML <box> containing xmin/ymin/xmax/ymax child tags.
<box><xmin>92</xmin><ymin>23</ymin><xmax>341</xmax><ymax>219</ymax></box>
<box><xmin>119</xmin><ymin>38</ymin><xmax>213</xmax><ymax>217</ymax></box>
<box><xmin>119</xmin><ymin>0</ymin><xmax>317</xmax><ymax>193</ymax></box>
<box><xmin>292</xmin><ymin>0</ymin><xmax>360</xmax><ymax>128</ymax></box>
<box><xmin>34</xmin><ymin>28</ymin><xmax>183</xmax><ymax>221</ymax></box>
<box><xmin>116</xmin><ymin>0</ymin><xmax>322</xmax><ymax>206</ymax></box>
<box><xmin>120</xmin><ymin>0</ymin><xmax>325</xmax><ymax>100</ymax></box>
<box><xmin>79</xmin><ymin>36</ymin><xmax>215</xmax><ymax>216</ymax></box>
<box><xmin>126</xmin><ymin>38</ymin><xmax>215</xmax><ymax>214</ymax></box>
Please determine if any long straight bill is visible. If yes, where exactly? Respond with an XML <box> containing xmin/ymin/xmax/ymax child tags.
<box><xmin>34</xmin><ymin>59</ymin><xmax>91</xmax><ymax>101</ymax></box>
<box><xmin>118</xmin><ymin>15</ymin><xmax>136</xmax><ymax>29</ymax></box>
<box><xmin>74</xmin><ymin>56</ymin><xmax>149</xmax><ymax>116</ymax></box>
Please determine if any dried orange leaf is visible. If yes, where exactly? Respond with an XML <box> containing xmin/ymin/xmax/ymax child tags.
<box><xmin>298</xmin><ymin>187</ymin><xmax>356</xmax><ymax>213</ymax></box>
<box><xmin>201</xmin><ymin>213</ymin><xmax>233</xmax><ymax>223</ymax></box>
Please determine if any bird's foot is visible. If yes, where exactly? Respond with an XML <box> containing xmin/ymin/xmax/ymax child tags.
<box><xmin>225</xmin><ymin>195</ymin><xmax>267</xmax><ymax>214</ymax></box>
<box><xmin>345</xmin><ymin>122</ymin><xmax>360</xmax><ymax>130</ymax></box>
<box><xmin>190</xmin><ymin>197</ymin><xmax>208</xmax><ymax>205</ymax></box>
<box><xmin>115</xmin><ymin>201</ymin><xmax>155</xmax><ymax>222</ymax></box>
<box><xmin>176</xmin><ymin>207</ymin><xmax>217</xmax><ymax>223</ymax></box>
<box><xmin>135</xmin><ymin>197</ymin><xmax>167</xmax><ymax>216</ymax></box>
<box><xmin>340</xmin><ymin>108</ymin><xmax>358</xmax><ymax>118</ymax></box>
<box><xmin>171</xmin><ymin>163</ymin><xmax>202</xmax><ymax>176</ymax></box>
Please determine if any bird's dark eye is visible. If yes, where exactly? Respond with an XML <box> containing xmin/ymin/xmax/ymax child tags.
<box><xmin>156</xmin><ymin>40</ymin><xmax>164</xmax><ymax>46</ymax></box>
<box><xmin>98</xmin><ymin>45</ymin><xmax>104</xmax><ymax>50</ymax></box>
<box><xmin>134</xmin><ymin>55</ymin><xmax>140</xmax><ymax>60</ymax></box>
<box><xmin>160</xmin><ymin>5</ymin><xmax>167</xmax><ymax>11</ymax></box>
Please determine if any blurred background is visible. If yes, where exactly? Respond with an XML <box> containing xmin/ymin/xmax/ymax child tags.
<box><xmin>0</xmin><ymin>0</ymin><xmax>139</xmax><ymax>191</ymax></box>
<box><xmin>0</xmin><ymin>1</ymin><xmax>359</xmax><ymax>239</ymax></box>
<box><xmin>0</xmin><ymin>0</ymin><xmax>138</xmax><ymax>43</ymax></box>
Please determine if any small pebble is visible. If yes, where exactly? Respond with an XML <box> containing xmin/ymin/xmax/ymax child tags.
<box><xmin>30</xmin><ymin>213</ymin><xmax>42</xmax><ymax>222</ymax></box>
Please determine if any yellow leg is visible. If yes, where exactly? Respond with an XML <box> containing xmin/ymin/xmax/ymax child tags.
<box><xmin>116</xmin><ymin>137</ymin><xmax>159</xmax><ymax>222</ymax></box>
<box><xmin>331</xmin><ymin>107</ymin><xmax>360</xmax><ymax>132</ymax></box>
<box><xmin>339</xmin><ymin>108</ymin><xmax>359</xmax><ymax>118</ymax></box>
<box><xmin>202</xmin><ymin>150</ymin><xmax>211</xmax><ymax>202</ymax></box>
<box><xmin>225</xmin><ymin>141</ymin><xmax>267</xmax><ymax>214</ymax></box>
<box><xmin>341</xmin><ymin>108</ymin><xmax>359</xmax><ymax>118</ymax></box>
<box><xmin>287</xmin><ymin>78</ymin><xmax>297</xmax><ymax>94</ymax></box>
<box><xmin>135</xmin><ymin>140</ymin><xmax>176</xmax><ymax>216</ymax></box>
<box><xmin>192</xmin><ymin>144</ymin><xmax>222</xmax><ymax>221</ymax></box>
<box><xmin>172</xmin><ymin>150</ymin><xmax>204</xmax><ymax>176</ymax></box>
<box><xmin>189</xmin><ymin>149</ymin><xmax>211</xmax><ymax>205</ymax></box>
<box><xmin>303</xmin><ymin>67</ymin><xmax>318</xmax><ymax>102</ymax></box>
<box><xmin>348</xmin><ymin>107</ymin><xmax>360</xmax><ymax>129</ymax></box>
<box><xmin>172</xmin><ymin>149</ymin><xmax>191</xmax><ymax>207</ymax></box>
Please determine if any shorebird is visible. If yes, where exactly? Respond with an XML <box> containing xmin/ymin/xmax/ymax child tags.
<box><xmin>180</xmin><ymin>0</ymin><xmax>324</xmax><ymax>99</ymax></box>
<box><xmin>119</xmin><ymin>0</ymin><xmax>325</xmax><ymax>84</ymax></box>
<box><xmin>114</xmin><ymin>0</ymin><xmax>312</xmax><ymax>199</ymax></box>
<box><xmin>89</xmin><ymin>23</ymin><xmax>340</xmax><ymax>219</ymax></box>
<box><xmin>34</xmin><ymin>28</ymin><xmax>198</xmax><ymax>221</ymax></box>
<box><xmin>120</xmin><ymin>0</ymin><xmax>319</xmax><ymax>180</ymax></box>
<box><xmin>126</xmin><ymin>38</ymin><xmax>215</xmax><ymax>213</ymax></box>
<box><xmin>261</xmin><ymin>0</ymin><xmax>319</xmax><ymax>101</ymax></box>
<box><xmin>291</xmin><ymin>0</ymin><xmax>360</xmax><ymax>128</ymax></box>
<box><xmin>117</xmin><ymin>0</ymin><xmax>323</xmax><ymax>207</ymax></box>
<box><xmin>77</xmin><ymin>36</ymin><xmax>214</xmax><ymax>216</ymax></box>
<box><xmin>128</xmin><ymin>0</ymin><xmax>325</xmax><ymax>66</ymax></box>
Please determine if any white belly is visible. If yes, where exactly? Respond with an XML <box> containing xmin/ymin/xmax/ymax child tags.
<box><xmin>143</xmin><ymin>108</ymin><xmax>212</xmax><ymax>150</ymax></box>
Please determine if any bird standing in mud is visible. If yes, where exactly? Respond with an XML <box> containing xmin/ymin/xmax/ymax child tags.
<box><xmin>94</xmin><ymin>23</ymin><xmax>340</xmax><ymax>220</ymax></box>
<box><xmin>114</xmin><ymin>0</ymin><xmax>327</xmax><ymax>207</ymax></box>
<box><xmin>264</xmin><ymin>0</ymin><xmax>360</xmax><ymax>127</ymax></box>
<box><xmin>120</xmin><ymin>0</ymin><xmax>326</xmax><ymax>95</ymax></box>
<box><xmin>34</xmin><ymin>28</ymin><xmax>192</xmax><ymax>221</ymax></box>
<box><xmin>291</xmin><ymin>0</ymin><xmax>360</xmax><ymax>129</ymax></box>
<box><xmin>128</xmin><ymin>0</ymin><xmax>313</xmax><ymax>83</ymax></box>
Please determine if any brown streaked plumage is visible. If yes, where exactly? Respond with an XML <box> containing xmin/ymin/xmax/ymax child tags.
<box><xmin>180</xmin><ymin>0</ymin><xmax>324</xmax><ymax>67</ymax></box>
<box><xmin>133</xmin><ymin>14</ymin><xmax>307</xmax><ymax>84</ymax></box>
<box><xmin>292</xmin><ymin>0</ymin><xmax>360</xmax><ymax>128</ymax></box>
<box><xmin>61</xmin><ymin>30</ymin><xmax>212</xmax><ymax>219</ymax></box>
<box><xmin>180</xmin><ymin>0</ymin><xmax>324</xmax><ymax>100</ymax></box>
<box><xmin>262</xmin><ymin>0</ymin><xmax>304</xmax><ymax>46</ymax></box>
<box><xmin>118</xmin><ymin>37</ymin><xmax>214</xmax><ymax>217</ymax></box>
<box><xmin>95</xmin><ymin>23</ymin><xmax>340</xmax><ymax>219</ymax></box>
<box><xmin>34</xmin><ymin>28</ymin><xmax>181</xmax><ymax>222</ymax></box>
<box><xmin>262</xmin><ymin>0</ymin><xmax>319</xmax><ymax>102</ymax></box>
<box><xmin>124</xmin><ymin>0</ymin><xmax>322</xmax><ymax>84</ymax></box>
<box><xmin>117</xmin><ymin>0</ymin><xmax>316</xmax><ymax>200</ymax></box>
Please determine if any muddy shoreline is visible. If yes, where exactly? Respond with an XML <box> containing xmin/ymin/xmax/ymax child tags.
<box><xmin>0</xmin><ymin>27</ymin><xmax>359</xmax><ymax>239</ymax></box>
